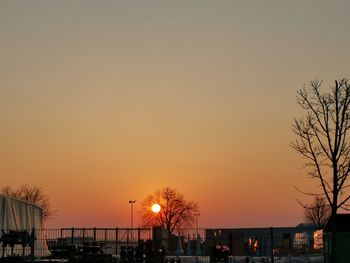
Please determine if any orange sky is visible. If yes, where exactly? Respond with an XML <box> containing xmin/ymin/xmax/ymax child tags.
<box><xmin>1</xmin><ymin>1</ymin><xmax>350</xmax><ymax>228</ymax></box>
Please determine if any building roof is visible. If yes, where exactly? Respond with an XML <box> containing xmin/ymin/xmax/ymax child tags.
<box><xmin>295</xmin><ymin>223</ymin><xmax>315</xmax><ymax>229</ymax></box>
<box><xmin>324</xmin><ymin>214</ymin><xmax>350</xmax><ymax>232</ymax></box>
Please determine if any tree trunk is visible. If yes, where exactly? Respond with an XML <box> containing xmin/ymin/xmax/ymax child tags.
<box><xmin>330</xmin><ymin>161</ymin><xmax>338</xmax><ymax>263</ymax></box>
<box><xmin>331</xmin><ymin>199</ymin><xmax>338</xmax><ymax>262</ymax></box>
<box><xmin>331</xmin><ymin>213</ymin><xmax>337</xmax><ymax>263</ymax></box>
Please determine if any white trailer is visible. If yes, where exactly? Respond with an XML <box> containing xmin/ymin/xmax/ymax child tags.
<box><xmin>0</xmin><ymin>195</ymin><xmax>50</xmax><ymax>257</ymax></box>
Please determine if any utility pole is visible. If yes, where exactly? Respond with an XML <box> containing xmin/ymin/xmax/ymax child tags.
<box><xmin>129</xmin><ymin>200</ymin><xmax>136</xmax><ymax>229</ymax></box>
<box><xmin>194</xmin><ymin>213</ymin><xmax>200</xmax><ymax>238</ymax></box>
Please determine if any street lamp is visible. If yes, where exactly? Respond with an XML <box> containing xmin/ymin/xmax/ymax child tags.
<box><xmin>129</xmin><ymin>200</ymin><xmax>136</xmax><ymax>229</ymax></box>
<box><xmin>194</xmin><ymin>213</ymin><xmax>201</xmax><ymax>257</ymax></box>
<box><xmin>194</xmin><ymin>213</ymin><xmax>200</xmax><ymax>238</ymax></box>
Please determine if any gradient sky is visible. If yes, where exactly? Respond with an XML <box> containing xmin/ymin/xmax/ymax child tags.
<box><xmin>1</xmin><ymin>1</ymin><xmax>350</xmax><ymax>228</ymax></box>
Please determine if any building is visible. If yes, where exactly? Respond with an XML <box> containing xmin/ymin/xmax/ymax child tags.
<box><xmin>324</xmin><ymin>214</ymin><xmax>350</xmax><ymax>263</ymax></box>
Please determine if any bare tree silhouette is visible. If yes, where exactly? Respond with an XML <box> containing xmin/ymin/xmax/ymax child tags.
<box><xmin>1</xmin><ymin>184</ymin><xmax>55</xmax><ymax>220</ymax></box>
<box><xmin>292</xmin><ymin>78</ymin><xmax>350</xmax><ymax>262</ymax></box>
<box><xmin>140</xmin><ymin>187</ymin><xmax>199</xmax><ymax>234</ymax></box>
<box><xmin>302</xmin><ymin>196</ymin><xmax>331</xmax><ymax>229</ymax></box>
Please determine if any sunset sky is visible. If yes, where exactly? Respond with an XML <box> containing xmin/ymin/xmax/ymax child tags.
<box><xmin>1</xmin><ymin>1</ymin><xmax>350</xmax><ymax>228</ymax></box>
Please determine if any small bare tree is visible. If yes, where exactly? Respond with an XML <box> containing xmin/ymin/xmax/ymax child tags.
<box><xmin>292</xmin><ymin>78</ymin><xmax>350</xmax><ymax>262</ymax></box>
<box><xmin>140</xmin><ymin>187</ymin><xmax>199</xmax><ymax>234</ymax></box>
<box><xmin>303</xmin><ymin>196</ymin><xmax>331</xmax><ymax>229</ymax></box>
<box><xmin>1</xmin><ymin>184</ymin><xmax>54</xmax><ymax>220</ymax></box>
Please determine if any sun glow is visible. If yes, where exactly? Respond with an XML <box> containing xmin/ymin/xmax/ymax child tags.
<box><xmin>151</xmin><ymin>203</ymin><xmax>161</xmax><ymax>213</ymax></box>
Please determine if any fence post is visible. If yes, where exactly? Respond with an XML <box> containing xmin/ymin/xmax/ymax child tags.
<box><xmin>30</xmin><ymin>228</ymin><xmax>35</xmax><ymax>259</ymax></box>
<box><xmin>138</xmin><ymin>228</ymin><xmax>141</xmax><ymax>244</ymax></box>
<box><xmin>105</xmin><ymin>229</ymin><xmax>107</xmax><ymax>247</ymax></box>
<box><xmin>270</xmin><ymin>227</ymin><xmax>274</xmax><ymax>263</ymax></box>
<box><xmin>71</xmin><ymin>228</ymin><xmax>74</xmax><ymax>245</ymax></box>
<box><xmin>93</xmin><ymin>227</ymin><xmax>96</xmax><ymax>242</ymax></box>
<box><xmin>115</xmin><ymin>228</ymin><xmax>119</xmax><ymax>255</ymax></box>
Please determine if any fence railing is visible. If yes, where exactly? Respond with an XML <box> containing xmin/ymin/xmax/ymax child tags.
<box><xmin>0</xmin><ymin>227</ymin><xmax>325</xmax><ymax>262</ymax></box>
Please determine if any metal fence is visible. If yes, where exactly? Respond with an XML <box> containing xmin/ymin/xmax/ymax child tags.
<box><xmin>0</xmin><ymin>227</ymin><xmax>324</xmax><ymax>262</ymax></box>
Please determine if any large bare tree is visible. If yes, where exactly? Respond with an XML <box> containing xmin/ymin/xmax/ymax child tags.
<box><xmin>1</xmin><ymin>184</ymin><xmax>54</xmax><ymax>220</ymax></box>
<box><xmin>292</xmin><ymin>78</ymin><xmax>350</xmax><ymax>262</ymax></box>
<box><xmin>140</xmin><ymin>187</ymin><xmax>199</xmax><ymax>234</ymax></box>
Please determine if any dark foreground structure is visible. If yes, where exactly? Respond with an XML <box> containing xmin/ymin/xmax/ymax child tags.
<box><xmin>0</xmin><ymin>225</ymin><xmax>324</xmax><ymax>263</ymax></box>
<box><xmin>323</xmin><ymin>214</ymin><xmax>350</xmax><ymax>263</ymax></box>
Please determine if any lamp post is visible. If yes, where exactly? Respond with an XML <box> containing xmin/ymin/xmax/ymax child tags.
<box><xmin>128</xmin><ymin>200</ymin><xmax>136</xmax><ymax>243</ymax></box>
<box><xmin>194</xmin><ymin>213</ymin><xmax>201</xmax><ymax>257</ymax></box>
<box><xmin>194</xmin><ymin>213</ymin><xmax>200</xmax><ymax>238</ymax></box>
<box><xmin>129</xmin><ymin>200</ymin><xmax>136</xmax><ymax>229</ymax></box>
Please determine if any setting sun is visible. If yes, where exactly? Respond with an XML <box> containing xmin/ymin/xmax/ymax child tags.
<box><xmin>151</xmin><ymin>203</ymin><xmax>161</xmax><ymax>213</ymax></box>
